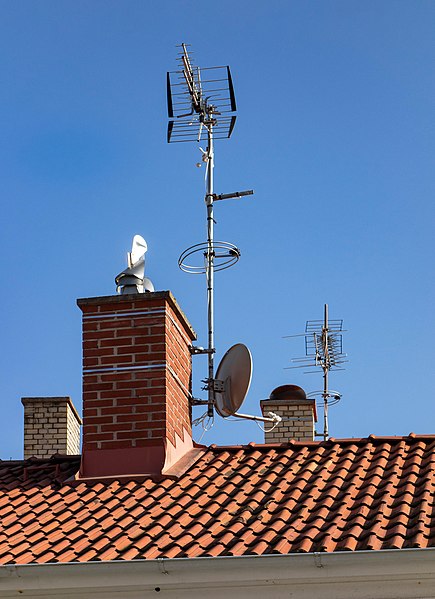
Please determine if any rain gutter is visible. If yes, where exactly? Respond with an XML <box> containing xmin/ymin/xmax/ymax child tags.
<box><xmin>0</xmin><ymin>548</ymin><xmax>434</xmax><ymax>598</ymax></box>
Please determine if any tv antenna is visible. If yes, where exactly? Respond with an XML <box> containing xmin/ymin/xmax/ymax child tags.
<box><xmin>284</xmin><ymin>304</ymin><xmax>347</xmax><ymax>440</ymax></box>
<box><xmin>167</xmin><ymin>44</ymin><xmax>279</xmax><ymax>428</ymax></box>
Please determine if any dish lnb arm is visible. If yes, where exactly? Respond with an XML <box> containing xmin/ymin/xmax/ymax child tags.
<box><xmin>232</xmin><ymin>411</ymin><xmax>282</xmax><ymax>424</ymax></box>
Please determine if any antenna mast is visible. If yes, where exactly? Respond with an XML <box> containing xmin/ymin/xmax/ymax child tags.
<box><xmin>285</xmin><ymin>304</ymin><xmax>347</xmax><ymax>440</ymax></box>
<box><xmin>320</xmin><ymin>304</ymin><xmax>331</xmax><ymax>439</ymax></box>
<box><xmin>205</xmin><ymin>87</ymin><xmax>216</xmax><ymax>417</ymax></box>
<box><xmin>167</xmin><ymin>43</ymin><xmax>259</xmax><ymax>420</ymax></box>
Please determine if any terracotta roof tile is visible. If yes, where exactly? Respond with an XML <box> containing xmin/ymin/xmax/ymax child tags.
<box><xmin>0</xmin><ymin>436</ymin><xmax>434</xmax><ymax>563</ymax></box>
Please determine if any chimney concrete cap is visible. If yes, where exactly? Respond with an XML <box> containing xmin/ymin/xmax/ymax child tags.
<box><xmin>21</xmin><ymin>396</ymin><xmax>82</xmax><ymax>424</ymax></box>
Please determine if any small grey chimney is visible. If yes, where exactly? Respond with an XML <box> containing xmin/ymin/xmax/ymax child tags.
<box><xmin>21</xmin><ymin>397</ymin><xmax>82</xmax><ymax>459</ymax></box>
<box><xmin>260</xmin><ymin>385</ymin><xmax>317</xmax><ymax>443</ymax></box>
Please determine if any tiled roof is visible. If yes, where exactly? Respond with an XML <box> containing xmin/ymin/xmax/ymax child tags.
<box><xmin>1</xmin><ymin>435</ymin><xmax>434</xmax><ymax>564</ymax></box>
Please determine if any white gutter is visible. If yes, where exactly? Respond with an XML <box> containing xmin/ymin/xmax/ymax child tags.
<box><xmin>0</xmin><ymin>548</ymin><xmax>434</xmax><ymax>598</ymax></box>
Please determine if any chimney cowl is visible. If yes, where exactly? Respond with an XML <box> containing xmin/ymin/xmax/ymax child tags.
<box><xmin>268</xmin><ymin>384</ymin><xmax>307</xmax><ymax>402</ymax></box>
<box><xmin>115</xmin><ymin>234</ymin><xmax>154</xmax><ymax>295</ymax></box>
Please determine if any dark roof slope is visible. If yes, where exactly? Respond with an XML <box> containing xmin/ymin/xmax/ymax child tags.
<box><xmin>0</xmin><ymin>435</ymin><xmax>434</xmax><ymax>564</ymax></box>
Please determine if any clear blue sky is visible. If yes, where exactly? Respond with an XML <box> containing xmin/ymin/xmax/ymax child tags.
<box><xmin>1</xmin><ymin>1</ymin><xmax>434</xmax><ymax>458</ymax></box>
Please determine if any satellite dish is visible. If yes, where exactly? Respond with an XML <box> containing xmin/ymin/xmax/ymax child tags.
<box><xmin>214</xmin><ymin>343</ymin><xmax>252</xmax><ymax>417</ymax></box>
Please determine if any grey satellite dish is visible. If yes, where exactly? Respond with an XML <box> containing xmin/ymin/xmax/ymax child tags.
<box><xmin>115</xmin><ymin>234</ymin><xmax>154</xmax><ymax>294</ymax></box>
<box><xmin>214</xmin><ymin>343</ymin><xmax>252</xmax><ymax>417</ymax></box>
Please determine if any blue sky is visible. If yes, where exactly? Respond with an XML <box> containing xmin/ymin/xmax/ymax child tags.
<box><xmin>1</xmin><ymin>1</ymin><xmax>434</xmax><ymax>458</ymax></box>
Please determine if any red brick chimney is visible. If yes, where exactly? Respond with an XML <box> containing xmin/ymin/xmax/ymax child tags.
<box><xmin>77</xmin><ymin>291</ymin><xmax>196</xmax><ymax>479</ymax></box>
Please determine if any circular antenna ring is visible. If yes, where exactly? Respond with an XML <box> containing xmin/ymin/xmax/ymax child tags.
<box><xmin>178</xmin><ymin>241</ymin><xmax>240</xmax><ymax>274</ymax></box>
<box><xmin>306</xmin><ymin>390</ymin><xmax>342</xmax><ymax>407</ymax></box>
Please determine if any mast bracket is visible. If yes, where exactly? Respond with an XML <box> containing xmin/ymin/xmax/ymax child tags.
<box><xmin>190</xmin><ymin>346</ymin><xmax>215</xmax><ymax>355</ymax></box>
<box><xmin>212</xmin><ymin>379</ymin><xmax>225</xmax><ymax>393</ymax></box>
<box><xmin>190</xmin><ymin>398</ymin><xmax>209</xmax><ymax>406</ymax></box>
<box><xmin>213</xmin><ymin>190</ymin><xmax>254</xmax><ymax>202</ymax></box>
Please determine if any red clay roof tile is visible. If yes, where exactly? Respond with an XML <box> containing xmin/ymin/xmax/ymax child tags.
<box><xmin>0</xmin><ymin>436</ymin><xmax>434</xmax><ymax>563</ymax></box>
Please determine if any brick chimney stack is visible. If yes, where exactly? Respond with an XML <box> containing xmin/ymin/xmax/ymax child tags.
<box><xmin>260</xmin><ymin>385</ymin><xmax>317</xmax><ymax>443</ymax></box>
<box><xmin>21</xmin><ymin>397</ymin><xmax>82</xmax><ymax>459</ymax></box>
<box><xmin>77</xmin><ymin>291</ymin><xmax>196</xmax><ymax>479</ymax></box>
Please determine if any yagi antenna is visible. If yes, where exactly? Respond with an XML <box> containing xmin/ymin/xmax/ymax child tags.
<box><xmin>167</xmin><ymin>44</ymin><xmax>279</xmax><ymax>428</ymax></box>
<box><xmin>284</xmin><ymin>304</ymin><xmax>347</xmax><ymax>440</ymax></box>
<box><xmin>166</xmin><ymin>43</ymin><xmax>237</xmax><ymax>143</ymax></box>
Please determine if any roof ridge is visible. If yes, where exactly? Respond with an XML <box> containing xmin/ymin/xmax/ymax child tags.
<box><xmin>208</xmin><ymin>435</ymin><xmax>435</xmax><ymax>452</ymax></box>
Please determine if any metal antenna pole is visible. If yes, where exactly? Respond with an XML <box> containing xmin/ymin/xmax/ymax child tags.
<box><xmin>168</xmin><ymin>44</ymin><xmax>256</xmax><ymax>422</ymax></box>
<box><xmin>205</xmin><ymin>121</ymin><xmax>215</xmax><ymax>417</ymax></box>
<box><xmin>322</xmin><ymin>303</ymin><xmax>329</xmax><ymax>441</ymax></box>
